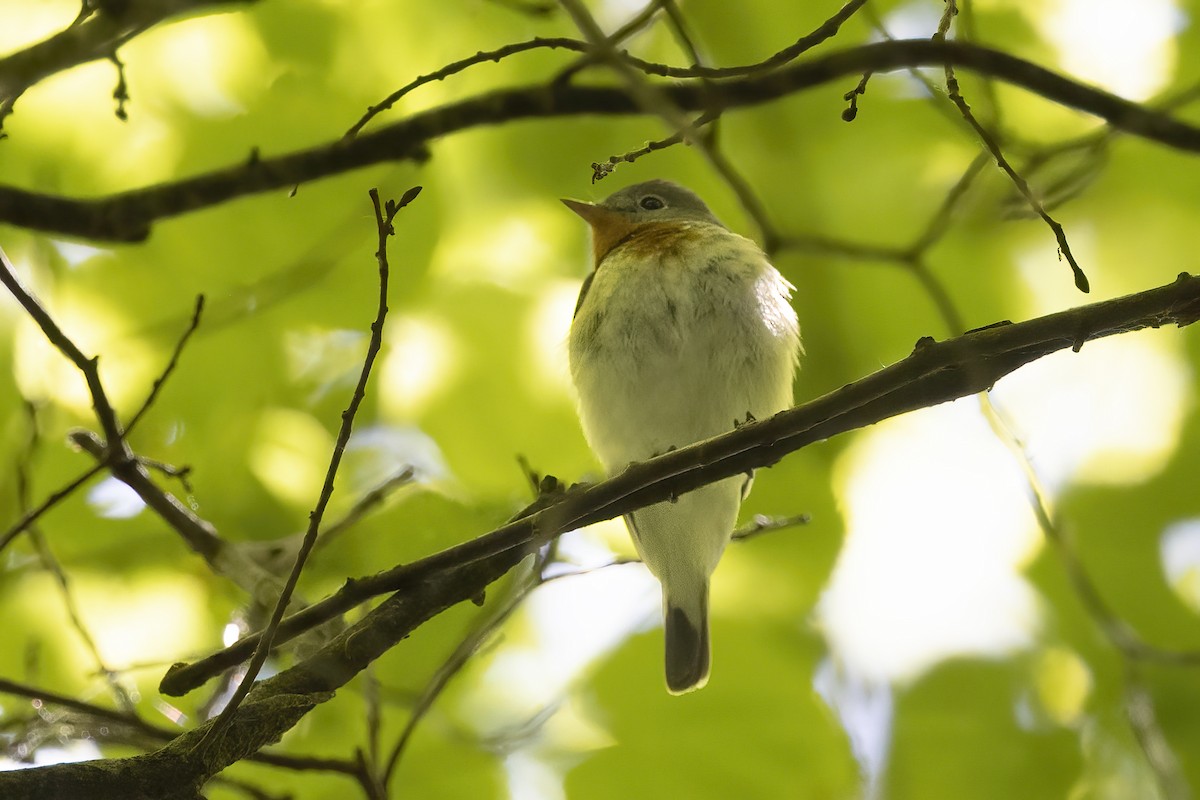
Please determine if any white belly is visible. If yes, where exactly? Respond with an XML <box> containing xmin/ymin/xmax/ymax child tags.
<box><xmin>568</xmin><ymin>222</ymin><xmax>799</xmax><ymax>473</ymax></box>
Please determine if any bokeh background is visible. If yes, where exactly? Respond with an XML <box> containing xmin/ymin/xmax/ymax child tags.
<box><xmin>2</xmin><ymin>0</ymin><xmax>1200</xmax><ymax>797</ymax></box>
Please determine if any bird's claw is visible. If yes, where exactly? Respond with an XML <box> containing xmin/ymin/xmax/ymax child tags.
<box><xmin>733</xmin><ymin>411</ymin><xmax>756</xmax><ymax>429</ymax></box>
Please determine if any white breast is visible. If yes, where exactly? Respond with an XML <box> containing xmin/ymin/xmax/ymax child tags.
<box><xmin>569</xmin><ymin>222</ymin><xmax>800</xmax><ymax>472</ymax></box>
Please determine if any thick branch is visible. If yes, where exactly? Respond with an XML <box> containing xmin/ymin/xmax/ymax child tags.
<box><xmin>4</xmin><ymin>38</ymin><xmax>1200</xmax><ymax>241</ymax></box>
<box><xmin>160</xmin><ymin>272</ymin><xmax>1200</xmax><ymax>695</ymax></box>
<box><xmin>5</xmin><ymin>274</ymin><xmax>1197</xmax><ymax>798</ymax></box>
<box><xmin>0</xmin><ymin>539</ymin><xmax>518</xmax><ymax>800</ymax></box>
<box><xmin>0</xmin><ymin>0</ymin><xmax>255</xmax><ymax>103</ymax></box>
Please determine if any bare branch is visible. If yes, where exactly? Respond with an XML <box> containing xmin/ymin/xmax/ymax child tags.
<box><xmin>315</xmin><ymin>467</ymin><xmax>416</xmax><ymax>552</ymax></box>
<box><xmin>125</xmin><ymin>295</ymin><xmax>205</xmax><ymax>435</ymax></box>
<box><xmin>731</xmin><ymin>513</ymin><xmax>811</xmax><ymax>543</ymax></box>
<box><xmin>4</xmin><ymin>40</ymin><xmax>1200</xmax><ymax>241</ymax></box>
<box><xmin>159</xmin><ymin>273</ymin><xmax>1200</xmax><ymax>696</ymax></box>
<box><xmin>552</xmin><ymin>0</ymin><xmax>670</xmax><ymax>84</ymax></box>
<box><xmin>69</xmin><ymin>429</ymin><xmax>246</xmax><ymax>573</ymax></box>
<box><xmin>933</xmin><ymin>2</ymin><xmax>1089</xmax><ymax>292</ymax></box>
<box><xmin>0</xmin><ymin>462</ymin><xmax>105</xmax><ymax>555</ymax></box>
<box><xmin>0</xmin><ymin>245</ymin><xmax>124</xmax><ymax>444</ymax></box>
<box><xmin>197</xmin><ymin>185</ymin><xmax>421</xmax><ymax>751</ymax></box>
<box><xmin>0</xmin><ymin>0</ymin><xmax>258</xmax><ymax>115</ymax></box>
<box><xmin>1125</xmin><ymin>667</ymin><xmax>1194</xmax><ymax>800</ymax></box>
<box><xmin>345</xmin><ymin>38</ymin><xmax>590</xmax><ymax>139</ymax></box>
<box><xmin>0</xmin><ymin>677</ymin><xmax>359</xmax><ymax>775</ymax></box>
<box><xmin>4</xmin><ymin>272</ymin><xmax>1199</xmax><ymax>799</ymax></box>
<box><xmin>382</xmin><ymin>547</ymin><xmax>555</xmax><ymax>788</ymax></box>
<box><xmin>664</xmin><ymin>0</ymin><xmax>869</xmax><ymax>78</ymax></box>
<box><xmin>13</xmin><ymin>405</ymin><xmax>134</xmax><ymax>709</ymax></box>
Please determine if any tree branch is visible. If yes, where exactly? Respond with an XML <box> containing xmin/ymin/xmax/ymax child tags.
<box><xmin>0</xmin><ymin>535</ymin><xmax>519</xmax><ymax>799</ymax></box>
<box><xmin>0</xmin><ymin>0</ymin><xmax>257</xmax><ymax>111</ymax></box>
<box><xmin>4</xmin><ymin>39</ymin><xmax>1200</xmax><ymax>241</ymax></box>
<box><xmin>4</xmin><ymin>271</ymin><xmax>1197</xmax><ymax>798</ymax></box>
<box><xmin>197</xmin><ymin>185</ymin><xmax>419</xmax><ymax>751</ymax></box>
<box><xmin>159</xmin><ymin>272</ymin><xmax>1200</xmax><ymax>695</ymax></box>
<box><xmin>0</xmin><ymin>245</ymin><xmax>124</xmax><ymax>444</ymax></box>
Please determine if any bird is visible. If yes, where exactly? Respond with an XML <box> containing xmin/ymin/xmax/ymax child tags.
<box><xmin>564</xmin><ymin>179</ymin><xmax>801</xmax><ymax>694</ymax></box>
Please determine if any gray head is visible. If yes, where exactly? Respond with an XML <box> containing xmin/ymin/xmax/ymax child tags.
<box><xmin>562</xmin><ymin>179</ymin><xmax>726</xmax><ymax>264</ymax></box>
<box><xmin>593</xmin><ymin>180</ymin><xmax>723</xmax><ymax>226</ymax></box>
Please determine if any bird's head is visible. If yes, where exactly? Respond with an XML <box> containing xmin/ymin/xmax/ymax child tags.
<box><xmin>562</xmin><ymin>179</ymin><xmax>724</xmax><ymax>264</ymax></box>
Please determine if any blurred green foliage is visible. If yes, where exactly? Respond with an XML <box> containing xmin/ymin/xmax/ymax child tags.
<box><xmin>2</xmin><ymin>0</ymin><xmax>1200</xmax><ymax>798</ymax></box>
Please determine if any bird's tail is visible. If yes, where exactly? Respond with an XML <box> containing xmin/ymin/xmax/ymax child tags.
<box><xmin>664</xmin><ymin>582</ymin><xmax>710</xmax><ymax>694</ymax></box>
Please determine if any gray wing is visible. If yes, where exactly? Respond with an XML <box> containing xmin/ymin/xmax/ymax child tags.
<box><xmin>573</xmin><ymin>270</ymin><xmax>595</xmax><ymax>319</ymax></box>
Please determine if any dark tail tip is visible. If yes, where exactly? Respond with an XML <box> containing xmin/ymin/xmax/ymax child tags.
<box><xmin>665</xmin><ymin>603</ymin><xmax>710</xmax><ymax>694</ymax></box>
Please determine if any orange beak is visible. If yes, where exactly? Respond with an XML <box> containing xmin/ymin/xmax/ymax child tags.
<box><xmin>562</xmin><ymin>198</ymin><xmax>639</xmax><ymax>264</ymax></box>
<box><xmin>561</xmin><ymin>198</ymin><xmax>623</xmax><ymax>228</ymax></box>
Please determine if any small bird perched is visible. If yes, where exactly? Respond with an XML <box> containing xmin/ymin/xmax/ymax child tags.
<box><xmin>565</xmin><ymin>179</ymin><xmax>801</xmax><ymax>693</ymax></box>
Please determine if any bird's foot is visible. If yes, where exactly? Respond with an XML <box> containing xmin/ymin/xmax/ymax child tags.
<box><xmin>734</xmin><ymin>413</ymin><xmax>757</xmax><ymax>484</ymax></box>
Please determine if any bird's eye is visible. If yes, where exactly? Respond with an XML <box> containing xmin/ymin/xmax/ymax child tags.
<box><xmin>639</xmin><ymin>195</ymin><xmax>665</xmax><ymax>210</ymax></box>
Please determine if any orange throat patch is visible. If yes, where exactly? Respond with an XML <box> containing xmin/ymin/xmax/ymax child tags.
<box><xmin>593</xmin><ymin>221</ymin><xmax>695</xmax><ymax>266</ymax></box>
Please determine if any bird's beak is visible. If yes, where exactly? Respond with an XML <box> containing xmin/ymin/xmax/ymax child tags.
<box><xmin>561</xmin><ymin>198</ymin><xmax>624</xmax><ymax>228</ymax></box>
<box><xmin>563</xmin><ymin>197</ymin><xmax>640</xmax><ymax>263</ymax></box>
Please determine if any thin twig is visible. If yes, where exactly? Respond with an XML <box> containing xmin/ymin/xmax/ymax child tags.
<box><xmin>0</xmin><ymin>676</ymin><xmax>174</xmax><ymax>741</ymax></box>
<box><xmin>956</xmin><ymin>0</ymin><xmax>1002</xmax><ymax>125</ymax></box>
<box><xmin>196</xmin><ymin>185</ymin><xmax>422</xmax><ymax>752</ymax></box>
<box><xmin>774</xmin><ymin>233</ymin><xmax>908</xmax><ymax>263</ymax></box>
<box><xmin>731</xmin><ymin>512</ymin><xmax>811</xmax><ymax>543</ymax></box>
<box><xmin>563</xmin><ymin>0</ymin><xmax>783</xmax><ymax>246</ymax></box>
<box><xmin>1125</xmin><ymin>666</ymin><xmax>1194</xmax><ymax>800</ymax></box>
<box><xmin>841</xmin><ymin>71</ymin><xmax>871</xmax><ymax>121</ymax></box>
<box><xmin>0</xmin><ymin>222</ymin><xmax>200</xmax><ymax>564</ymax></box>
<box><xmin>353</xmin><ymin>0</ymin><xmax>865</xmax><ymax>139</ymax></box>
<box><xmin>68</xmin><ymin>429</ymin><xmax>252</xmax><ymax>576</ymax></box>
<box><xmin>860</xmin><ymin>4</ymin><xmax>971</xmax><ymax>131</ymax></box>
<box><xmin>636</xmin><ymin>0</ymin><xmax>870</xmax><ymax>79</ymax></box>
<box><xmin>1001</xmin><ymin>80</ymin><xmax>1200</xmax><ymax>220</ymax></box>
<box><xmin>207</xmin><ymin>775</ymin><xmax>287</xmax><ymax>800</ymax></box>
<box><xmin>556</xmin><ymin>0</ymin><xmax>700</xmax><ymax>145</ymax></box>
<box><xmin>360</xmin><ymin>666</ymin><xmax>386</xmax><ymax>799</ymax></box>
<box><xmin>0</xmin><ymin>463</ymin><xmax>105</xmax><ymax>555</ymax></box>
<box><xmin>589</xmin><ymin>0</ymin><xmax>718</xmax><ymax>181</ymax></box>
<box><xmin>908</xmin><ymin>258</ymin><xmax>966</xmax><ymax>336</ymax></box>
<box><xmin>553</xmin><ymin>0</ymin><xmax>669</xmax><ymax>84</ymax></box>
<box><xmin>0</xmin><ymin>245</ymin><xmax>124</xmax><ymax>446</ymax></box>
<box><xmin>979</xmin><ymin>393</ymin><xmax>1196</xmax><ymax>800</ymax></box>
<box><xmin>125</xmin><ymin>294</ymin><xmax>205</xmax><ymax>435</ymax></box>
<box><xmin>906</xmin><ymin>151</ymin><xmax>990</xmax><ymax>257</ymax></box>
<box><xmin>0</xmin><ymin>87</ymin><xmax>22</xmax><ymax>137</ymax></box>
<box><xmin>659</xmin><ymin>0</ymin><xmax>705</xmax><ymax>67</ymax></box>
<box><xmin>0</xmin><ymin>676</ymin><xmax>360</xmax><ymax>774</ymax></box>
<box><xmin>933</xmin><ymin>1</ymin><xmax>1089</xmax><ymax>292</ymax></box>
<box><xmin>0</xmin><ymin>0</ymin><xmax>242</xmax><ymax>106</ymax></box>
<box><xmin>382</xmin><ymin>546</ymin><xmax>555</xmax><ymax>787</ymax></box>
<box><xmin>485</xmin><ymin>0</ymin><xmax>558</xmax><ymax>17</ymax></box>
<box><xmin>109</xmin><ymin>50</ymin><xmax>129</xmax><ymax>121</ymax></box>
<box><xmin>15</xmin><ymin>404</ymin><xmax>134</xmax><ymax>710</ymax></box>
<box><xmin>346</xmin><ymin>38</ymin><xmax>591</xmax><ymax>138</ymax></box>
<box><xmin>776</xmin><ymin>149</ymin><xmax>983</xmax><ymax>339</ymax></box>
<box><xmin>315</xmin><ymin>467</ymin><xmax>416</xmax><ymax>553</ymax></box>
